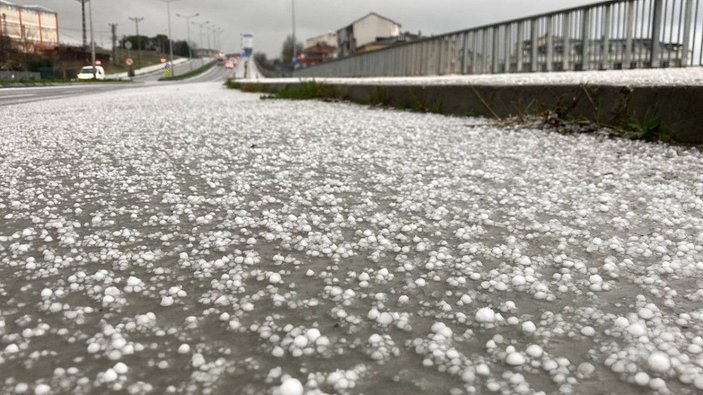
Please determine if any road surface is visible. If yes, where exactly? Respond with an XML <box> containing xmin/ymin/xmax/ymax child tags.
<box><xmin>0</xmin><ymin>81</ymin><xmax>702</xmax><ymax>395</ymax></box>
<box><xmin>0</xmin><ymin>61</ymin><xmax>229</xmax><ymax>107</ymax></box>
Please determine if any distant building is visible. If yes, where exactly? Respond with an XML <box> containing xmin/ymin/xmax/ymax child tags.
<box><xmin>0</xmin><ymin>0</ymin><xmax>60</xmax><ymax>52</ymax></box>
<box><xmin>298</xmin><ymin>42</ymin><xmax>337</xmax><ymax>67</ymax></box>
<box><xmin>356</xmin><ymin>31</ymin><xmax>423</xmax><ymax>54</ymax></box>
<box><xmin>337</xmin><ymin>12</ymin><xmax>401</xmax><ymax>58</ymax></box>
<box><xmin>305</xmin><ymin>33</ymin><xmax>337</xmax><ymax>50</ymax></box>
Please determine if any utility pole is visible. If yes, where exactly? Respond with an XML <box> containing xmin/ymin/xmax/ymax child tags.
<box><xmin>161</xmin><ymin>0</ymin><xmax>179</xmax><ymax>76</ymax></box>
<box><xmin>109</xmin><ymin>23</ymin><xmax>118</xmax><ymax>65</ymax></box>
<box><xmin>291</xmin><ymin>0</ymin><xmax>297</xmax><ymax>64</ymax></box>
<box><xmin>88</xmin><ymin>0</ymin><xmax>95</xmax><ymax>76</ymax></box>
<box><xmin>128</xmin><ymin>17</ymin><xmax>144</xmax><ymax>67</ymax></box>
<box><xmin>76</xmin><ymin>0</ymin><xmax>87</xmax><ymax>50</ymax></box>
<box><xmin>21</xmin><ymin>24</ymin><xmax>28</xmax><ymax>70</ymax></box>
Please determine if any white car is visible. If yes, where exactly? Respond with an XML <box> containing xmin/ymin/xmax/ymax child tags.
<box><xmin>77</xmin><ymin>65</ymin><xmax>105</xmax><ymax>80</ymax></box>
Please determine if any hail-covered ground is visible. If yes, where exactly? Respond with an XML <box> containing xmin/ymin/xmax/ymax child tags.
<box><xmin>261</xmin><ymin>66</ymin><xmax>703</xmax><ymax>87</ymax></box>
<box><xmin>1</xmin><ymin>82</ymin><xmax>703</xmax><ymax>395</ymax></box>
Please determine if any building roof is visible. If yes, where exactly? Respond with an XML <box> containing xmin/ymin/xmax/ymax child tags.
<box><xmin>0</xmin><ymin>0</ymin><xmax>56</xmax><ymax>14</ymax></box>
<box><xmin>345</xmin><ymin>12</ymin><xmax>402</xmax><ymax>29</ymax></box>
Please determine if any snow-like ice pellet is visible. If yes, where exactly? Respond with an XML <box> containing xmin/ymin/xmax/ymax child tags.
<box><xmin>475</xmin><ymin>307</ymin><xmax>496</xmax><ymax>323</ymax></box>
<box><xmin>102</xmin><ymin>368</ymin><xmax>118</xmax><ymax>382</ymax></box>
<box><xmin>647</xmin><ymin>351</ymin><xmax>671</xmax><ymax>373</ymax></box>
<box><xmin>278</xmin><ymin>377</ymin><xmax>304</xmax><ymax>395</ymax></box>
<box><xmin>34</xmin><ymin>384</ymin><xmax>51</xmax><ymax>395</ymax></box>
<box><xmin>505</xmin><ymin>352</ymin><xmax>526</xmax><ymax>366</ymax></box>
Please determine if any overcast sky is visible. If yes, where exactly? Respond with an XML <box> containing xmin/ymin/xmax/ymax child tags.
<box><xmin>8</xmin><ymin>0</ymin><xmax>601</xmax><ymax>57</ymax></box>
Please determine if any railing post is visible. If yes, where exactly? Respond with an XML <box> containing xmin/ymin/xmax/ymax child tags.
<box><xmin>682</xmin><ymin>0</ymin><xmax>694</xmax><ymax>66</ymax></box>
<box><xmin>563</xmin><ymin>12</ymin><xmax>571</xmax><ymax>71</ymax></box>
<box><xmin>504</xmin><ymin>24</ymin><xmax>512</xmax><ymax>72</ymax></box>
<box><xmin>582</xmin><ymin>9</ymin><xmax>591</xmax><ymax>70</ymax></box>
<box><xmin>493</xmin><ymin>26</ymin><xmax>501</xmax><ymax>73</ymax></box>
<box><xmin>472</xmin><ymin>31</ymin><xmax>479</xmax><ymax>74</ymax></box>
<box><xmin>651</xmin><ymin>0</ymin><xmax>664</xmax><ymax>68</ymax></box>
<box><xmin>420</xmin><ymin>41</ymin><xmax>426</xmax><ymax>75</ymax></box>
<box><xmin>531</xmin><ymin>18</ymin><xmax>539</xmax><ymax>72</ymax></box>
<box><xmin>603</xmin><ymin>4</ymin><xmax>612</xmax><ymax>69</ymax></box>
<box><xmin>438</xmin><ymin>38</ymin><xmax>445</xmax><ymax>75</ymax></box>
<box><xmin>546</xmin><ymin>15</ymin><xmax>554</xmax><ymax>71</ymax></box>
<box><xmin>517</xmin><ymin>22</ymin><xmax>524</xmax><ymax>72</ymax></box>
<box><xmin>625</xmin><ymin>0</ymin><xmax>635</xmax><ymax>68</ymax></box>
<box><xmin>460</xmin><ymin>32</ymin><xmax>468</xmax><ymax>74</ymax></box>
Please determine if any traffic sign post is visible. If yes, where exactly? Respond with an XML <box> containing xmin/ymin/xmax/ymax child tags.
<box><xmin>126</xmin><ymin>58</ymin><xmax>135</xmax><ymax>78</ymax></box>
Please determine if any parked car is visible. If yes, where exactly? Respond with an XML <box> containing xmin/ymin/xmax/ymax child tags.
<box><xmin>77</xmin><ymin>66</ymin><xmax>105</xmax><ymax>80</ymax></box>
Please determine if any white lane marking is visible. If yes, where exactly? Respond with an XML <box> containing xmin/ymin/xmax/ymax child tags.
<box><xmin>0</xmin><ymin>93</ymin><xmax>36</xmax><ymax>99</ymax></box>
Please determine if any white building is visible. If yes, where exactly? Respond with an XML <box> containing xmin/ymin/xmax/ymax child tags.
<box><xmin>0</xmin><ymin>0</ymin><xmax>59</xmax><ymax>52</ymax></box>
<box><xmin>337</xmin><ymin>13</ymin><xmax>401</xmax><ymax>58</ymax></box>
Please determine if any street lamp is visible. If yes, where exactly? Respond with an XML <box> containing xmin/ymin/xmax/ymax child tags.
<box><xmin>196</xmin><ymin>20</ymin><xmax>208</xmax><ymax>50</ymax></box>
<box><xmin>212</xmin><ymin>27</ymin><xmax>223</xmax><ymax>51</ymax></box>
<box><xmin>175</xmin><ymin>12</ymin><xmax>198</xmax><ymax>62</ymax></box>
<box><xmin>161</xmin><ymin>0</ymin><xmax>178</xmax><ymax>75</ymax></box>
<box><xmin>206</xmin><ymin>24</ymin><xmax>212</xmax><ymax>55</ymax></box>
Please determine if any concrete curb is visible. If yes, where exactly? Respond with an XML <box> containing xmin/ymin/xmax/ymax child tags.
<box><xmin>106</xmin><ymin>58</ymin><xmax>189</xmax><ymax>80</ymax></box>
<box><xmin>234</xmin><ymin>81</ymin><xmax>703</xmax><ymax>145</ymax></box>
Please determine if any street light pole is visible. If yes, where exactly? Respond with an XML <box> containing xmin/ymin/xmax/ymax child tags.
<box><xmin>128</xmin><ymin>16</ymin><xmax>144</xmax><ymax>67</ymax></box>
<box><xmin>161</xmin><ymin>0</ymin><xmax>179</xmax><ymax>75</ymax></box>
<box><xmin>176</xmin><ymin>12</ymin><xmax>199</xmax><ymax>66</ymax></box>
<box><xmin>206</xmin><ymin>25</ymin><xmax>212</xmax><ymax>55</ymax></box>
<box><xmin>88</xmin><ymin>0</ymin><xmax>96</xmax><ymax>76</ymax></box>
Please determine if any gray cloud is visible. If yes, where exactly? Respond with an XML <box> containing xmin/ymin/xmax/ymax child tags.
<box><xmin>8</xmin><ymin>0</ymin><xmax>598</xmax><ymax>57</ymax></box>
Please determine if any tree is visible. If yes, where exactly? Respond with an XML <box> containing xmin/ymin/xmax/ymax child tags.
<box><xmin>120</xmin><ymin>35</ymin><xmax>149</xmax><ymax>51</ymax></box>
<box><xmin>153</xmin><ymin>34</ymin><xmax>170</xmax><ymax>54</ymax></box>
<box><xmin>173</xmin><ymin>41</ymin><xmax>191</xmax><ymax>58</ymax></box>
<box><xmin>280</xmin><ymin>35</ymin><xmax>303</xmax><ymax>67</ymax></box>
<box><xmin>254</xmin><ymin>52</ymin><xmax>268</xmax><ymax>65</ymax></box>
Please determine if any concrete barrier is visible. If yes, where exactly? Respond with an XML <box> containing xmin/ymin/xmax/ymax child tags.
<box><xmin>105</xmin><ymin>58</ymin><xmax>190</xmax><ymax>80</ymax></box>
<box><xmin>0</xmin><ymin>71</ymin><xmax>41</xmax><ymax>81</ymax></box>
<box><xmin>234</xmin><ymin>81</ymin><xmax>703</xmax><ymax>145</ymax></box>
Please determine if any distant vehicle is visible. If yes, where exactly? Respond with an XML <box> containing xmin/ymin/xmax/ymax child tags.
<box><xmin>77</xmin><ymin>66</ymin><xmax>105</xmax><ymax>80</ymax></box>
<box><xmin>225</xmin><ymin>61</ymin><xmax>234</xmax><ymax>69</ymax></box>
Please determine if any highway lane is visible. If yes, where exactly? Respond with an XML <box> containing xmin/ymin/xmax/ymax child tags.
<box><xmin>0</xmin><ymin>61</ymin><xmax>229</xmax><ymax>107</ymax></box>
<box><xmin>184</xmin><ymin>64</ymin><xmax>233</xmax><ymax>83</ymax></box>
<box><xmin>0</xmin><ymin>83</ymin><xmax>135</xmax><ymax>107</ymax></box>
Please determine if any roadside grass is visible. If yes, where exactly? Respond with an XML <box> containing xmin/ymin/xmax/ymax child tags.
<box><xmin>227</xmin><ymin>80</ymin><xmax>681</xmax><ymax>144</ymax></box>
<box><xmin>158</xmin><ymin>61</ymin><xmax>217</xmax><ymax>82</ymax></box>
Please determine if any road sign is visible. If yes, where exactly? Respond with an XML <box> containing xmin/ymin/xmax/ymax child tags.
<box><xmin>125</xmin><ymin>41</ymin><xmax>132</xmax><ymax>50</ymax></box>
<box><xmin>125</xmin><ymin>58</ymin><xmax>134</xmax><ymax>66</ymax></box>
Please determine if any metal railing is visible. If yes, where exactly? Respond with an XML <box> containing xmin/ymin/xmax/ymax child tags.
<box><xmin>294</xmin><ymin>0</ymin><xmax>703</xmax><ymax>77</ymax></box>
